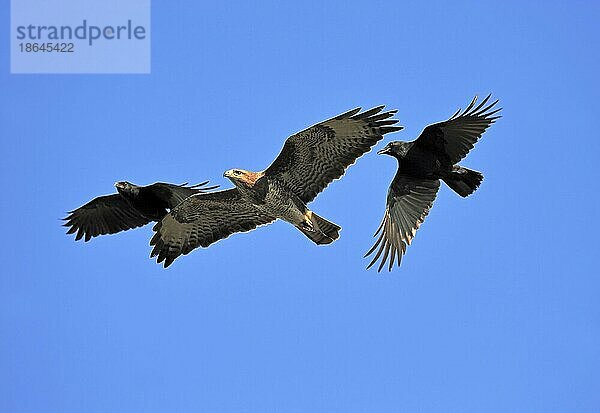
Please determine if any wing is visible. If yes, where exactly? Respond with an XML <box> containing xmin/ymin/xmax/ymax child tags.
<box><xmin>150</xmin><ymin>189</ymin><xmax>276</xmax><ymax>267</ymax></box>
<box><xmin>365</xmin><ymin>175</ymin><xmax>440</xmax><ymax>272</ymax></box>
<box><xmin>145</xmin><ymin>181</ymin><xmax>220</xmax><ymax>208</ymax></box>
<box><xmin>63</xmin><ymin>194</ymin><xmax>151</xmax><ymax>242</ymax></box>
<box><xmin>264</xmin><ymin>106</ymin><xmax>402</xmax><ymax>203</ymax></box>
<box><xmin>414</xmin><ymin>94</ymin><xmax>501</xmax><ymax>164</ymax></box>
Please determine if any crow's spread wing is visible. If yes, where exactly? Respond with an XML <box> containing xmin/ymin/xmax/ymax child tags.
<box><xmin>150</xmin><ymin>189</ymin><xmax>276</xmax><ymax>267</ymax></box>
<box><xmin>265</xmin><ymin>107</ymin><xmax>402</xmax><ymax>203</ymax></box>
<box><xmin>145</xmin><ymin>181</ymin><xmax>220</xmax><ymax>208</ymax></box>
<box><xmin>365</xmin><ymin>176</ymin><xmax>440</xmax><ymax>272</ymax></box>
<box><xmin>414</xmin><ymin>95</ymin><xmax>501</xmax><ymax>164</ymax></box>
<box><xmin>63</xmin><ymin>195</ymin><xmax>151</xmax><ymax>241</ymax></box>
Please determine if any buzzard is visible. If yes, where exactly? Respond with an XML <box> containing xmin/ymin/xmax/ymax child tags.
<box><xmin>64</xmin><ymin>181</ymin><xmax>218</xmax><ymax>242</ymax></box>
<box><xmin>150</xmin><ymin>106</ymin><xmax>402</xmax><ymax>267</ymax></box>
<box><xmin>365</xmin><ymin>95</ymin><xmax>501</xmax><ymax>271</ymax></box>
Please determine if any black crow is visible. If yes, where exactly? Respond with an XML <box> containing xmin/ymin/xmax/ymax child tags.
<box><xmin>366</xmin><ymin>95</ymin><xmax>501</xmax><ymax>271</ymax></box>
<box><xmin>64</xmin><ymin>181</ymin><xmax>218</xmax><ymax>242</ymax></box>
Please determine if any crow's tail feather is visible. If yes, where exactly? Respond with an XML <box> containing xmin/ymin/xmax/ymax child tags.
<box><xmin>443</xmin><ymin>167</ymin><xmax>483</xmax><ymax>197</ymax></box>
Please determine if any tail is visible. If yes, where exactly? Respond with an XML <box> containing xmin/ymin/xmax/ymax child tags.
<box><xmin>296</xmin><ymin>211</ymin><xmax>341</xmax><ymax>245</ymax></box>
<box><xmin>443</xmin><ymin>166</ymin><xmax>484</xmax><ymax>197</ymax></box>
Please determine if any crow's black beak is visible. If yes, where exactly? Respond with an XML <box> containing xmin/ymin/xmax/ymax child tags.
<box><xmin>377</xmin><ymin>146</ymin><xmax>391</xmax><ymax>155</ymax></box>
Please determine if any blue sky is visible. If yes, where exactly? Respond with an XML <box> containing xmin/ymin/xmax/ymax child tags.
<box><xmin>2</xmin><ymin>1</ymin><xmax>599</xmax><ymax>412</ymax></box>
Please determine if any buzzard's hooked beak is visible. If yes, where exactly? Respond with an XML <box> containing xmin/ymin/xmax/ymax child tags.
<box><xmin>223</xmin><ymin>170</ymin><xmax>232</xmax><ymax>178</ymax></box>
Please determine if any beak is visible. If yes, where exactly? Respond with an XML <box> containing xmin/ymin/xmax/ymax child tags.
<box><xmin>377</xmin><ymin>146</ymin><xmax>391</xmax><ymax>155</ymax></box>
<box><xmin>223</xmin><ymin>170</ymin><xmax>232</xmax><ymax>178</ymax></box>
<box><xmin>115</xmin><ymin>182</ymin><xmax>124</xmax><ymax>189</ymax></box>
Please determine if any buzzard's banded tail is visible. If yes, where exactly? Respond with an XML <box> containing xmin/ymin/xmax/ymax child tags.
<box><xmin>297</xmin><ymin>211</ymin><xmax>341</xmax><ymax>245</ymax></box>
<box><xmin>443</xmin><ymin>166</ymin><xmax>483</xmax><ymax>197</ymax></box>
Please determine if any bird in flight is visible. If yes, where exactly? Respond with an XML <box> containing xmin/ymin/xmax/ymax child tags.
<box><xmin>365</xmin><ymin>95</ymin><xmax>501</xmax><ymax>272</ymax></box>
<box><xmin>150</xmin><ymin>106</ymin><xmax>402</xmax><ymax>267</ymax></box>
<box><xmin>63</xmin><ymin>181</ymin><xmax>218</xmax><ymax>242</ymax></box>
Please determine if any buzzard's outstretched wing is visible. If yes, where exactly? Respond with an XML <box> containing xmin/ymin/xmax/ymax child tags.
<box><xmin>63</xmin><ymin>195</ymin><xmax>151</xmax><ymax>242</ymax></box>
<box><xmin>365</xmin><ymin>175</ymin><xmax>440</xmax><ymax>272</ymax></box>
<box><xmin>414</xmin><ymin>95</ymin><xmax>501</xmax><ymax>164</ymax></box>
<box><xmin>145</xmin><ymin>181</ymin><xmax>220</xmax><ymax>208</ymax></box>
<box><xmin>265</xmin><ymin>107</ymin><xmax>402</xmax><ymax>203</ymax></box>
<box><xmin>150</xmin><ymin>189</ymin><xmax>276</xmax><ymax>267</ymax></box>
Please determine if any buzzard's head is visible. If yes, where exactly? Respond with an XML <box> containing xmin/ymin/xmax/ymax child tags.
<box><xmin>115</xmin><ymin>181</ymin><xmax>140</xmax><ymax>198</ymax></box>
<box><xmin>224</xmin><ymin>169</ymin><xmax>264</xmax><ymax>188</ymax></box>
<box><xmin>377</xmin><ymin>141</ymin><xmax>412</xmax><ymax>159</ymax></box>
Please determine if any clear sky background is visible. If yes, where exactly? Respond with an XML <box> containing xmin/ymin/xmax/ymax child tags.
<box><xmin>1</xmin><ymin>1</ymin><xmax>599</xmax><ymax>412</ymax></box>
